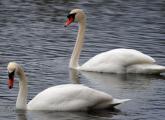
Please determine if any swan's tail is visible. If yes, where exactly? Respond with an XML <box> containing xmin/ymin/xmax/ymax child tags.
<box><xmin>111</xmin><ymin>98</ymin><xmax>131</xmax><ymax>106</ymax></box>
<box><xmin>127</xmin><ymin>64</ymin><xmax>165</xmax><ymax>74</ymax></box>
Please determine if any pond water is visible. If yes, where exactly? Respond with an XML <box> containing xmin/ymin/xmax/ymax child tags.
<box><xmin>0</xmin><ymin>0</ymin><xmax>165</xmax><ymax>120</ymax></box>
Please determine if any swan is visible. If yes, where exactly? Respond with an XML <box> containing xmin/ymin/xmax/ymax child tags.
<box><xmin>65</xmin><ymin>9</ymin><xmax>165</xmax><ymax>74</ymax></box>
<box><xmin>7</xmin><ymin>62</ymin><xmax>130</xmax><ymax>111</ymax></box>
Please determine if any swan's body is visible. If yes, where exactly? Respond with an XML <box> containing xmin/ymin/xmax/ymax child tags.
<box><xmin>28</xmin><ymin>84</ymin><xmax>129</xmax><ymax>111</ymax></box>
<box><xmin>79</xmin><ymin>49</ymin><xmax>165</xmax><ymax>74</ymax></box>
<box><xmin>65</xmin><ymin>9</ymin><xmax>165</xmax><ymax>74</ymax></box>
<box><xmin>7</xmin><ymin>62</ymin><xmax>130</xmax><ymax>111</ymax></box>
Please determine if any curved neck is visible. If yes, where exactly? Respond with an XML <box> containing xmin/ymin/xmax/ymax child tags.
<box><xmin>69</xmin><ymin>20</ymin><xmax>86</xmax><ymax>69</ymax></box>
<box><xmin>16</xmin><ymin>66</ymin><xmax>28</xmax><ymax>110</ymax></box>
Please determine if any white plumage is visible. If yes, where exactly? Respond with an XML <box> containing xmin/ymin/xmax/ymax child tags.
<box><xmin>28</xmin><ymin>84</ymin><xmax>129</xmax><ymax>111</ymax></box>
<box><xmin>79</xmin><ymin>48</ymin><xmax>156</xmax><ymax>73</ymax></box>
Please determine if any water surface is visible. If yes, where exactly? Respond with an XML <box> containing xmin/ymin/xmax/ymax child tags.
<box><xmin>0</xmin><ymin>0</ymin><xmax>165</xmax><ymax>120</ymax></box>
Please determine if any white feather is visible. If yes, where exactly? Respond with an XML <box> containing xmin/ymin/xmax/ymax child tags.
<box><xmin>27</xmin><ymin>84</ymin><xmax>129</xmax><ymax>111</ymax></box>
<box><xmin>79</xmin><ymin>48</ymin><xmax>164</xmax><ymax>74</ymax></box>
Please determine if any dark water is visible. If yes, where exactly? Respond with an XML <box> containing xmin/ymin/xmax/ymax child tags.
<box><xmin>0</xmin><ymin>0</ymin><xmax>165</xmax><ymax>120</ymax></box>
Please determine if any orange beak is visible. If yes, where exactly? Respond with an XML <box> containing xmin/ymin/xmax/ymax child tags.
<box><xmin>64</xmin><ymin>17</ymin><xmax>74</xmax><ymax>27</ymax></box>
<box><xmin>64</xmin><ymin>13</ymin><xmax>76</xmax><ymax>27</ymax></box>
<box><xmin>8</xmin><ymin>71</ymin><xmax>15</xmax><ymax>89</ymax></box>
<box><xmin>8</xmin><ymin>78</ymin><xmax>14</xmax><ymax>89</ymax></box>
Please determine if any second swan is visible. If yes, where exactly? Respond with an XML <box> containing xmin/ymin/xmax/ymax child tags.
<box><xmin>65</xmin><ymin>9</ymin><xmax>165</xmax><ymax>74</ymax></box>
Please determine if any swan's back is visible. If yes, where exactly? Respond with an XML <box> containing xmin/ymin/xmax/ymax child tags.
<box><xmin>80</xmin><ymin>48</ymin><xmax>155</xmax><ymax>73</ymax></box>
<box><xmin>27</xmin><ymin>84</ymin><xmax>116</xmax><ymax>111</ymax></box>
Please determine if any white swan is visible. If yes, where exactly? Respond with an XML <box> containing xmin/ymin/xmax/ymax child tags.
<box><xmin>65</xmin><ymin>9</ymin><xmax>165</xmax><ymax>74</ymax></box>
<box><xmin>7</xmin><ymin>62</ymin><xmax>130</xmax><ymax>111</ymax></box>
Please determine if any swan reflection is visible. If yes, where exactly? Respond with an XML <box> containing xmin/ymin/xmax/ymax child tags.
<box><xmin>80</xmin><ymin>71</ymin><xmax>165</xmax><ymax>89</ymax></box>
<box><xmin>16</xmin><ymin>110</ymin><xmax>27</xmax><ymax>120</ymax></box>
<box><xmin>16</xmin><ymin>109</ymin><xmax>120</xmax><ymax>120</ymax></box>
<box><xmin>69</xmin><ymin>69</ymin><xmax>165</xmax><ymax>92</ymax></box>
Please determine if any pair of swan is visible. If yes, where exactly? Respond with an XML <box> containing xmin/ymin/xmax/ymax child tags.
<box><xmin>7</xmin><ymin>62</ymin><xmax>130</xmax><ymax>111</ymax></box>
<box><xmin>65</xmin><ymin>9</ymin><xmax>165</xmax><ymax>74</ymax></box>
<box><xmin>7</xmin><ymin>8</ymin><xmax>165</xmax><ymax>111</ymax></box>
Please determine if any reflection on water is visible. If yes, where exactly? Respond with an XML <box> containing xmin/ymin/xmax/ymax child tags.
<box><xmin>16</xmin><ymin>109</ymin><xmax>121</xmax><ymax>120</ymax></box>
<box><xmin>69</xmin><ymin>68</ymin><xmax>165</xmax><ymax>91</ymax></box>
<box><xmin>16</xmin><ymin>111</ymin><xmax>27</xmax><ymax>120</ymax></box>
<box><xmin>80</xmin><ymin>71</ymin><xmax>165</xmax><ymax>89</ymax></box>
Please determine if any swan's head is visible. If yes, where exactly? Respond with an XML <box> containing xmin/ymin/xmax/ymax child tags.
<box><xmin>7</xmin><ymin>62</ymin><xmax>19</xmax><ymax>89</ymax></box>
<box><xmin>65</xmin><ymin>9</ymin><xmax>86</xmax><ymax>27</ymax></box>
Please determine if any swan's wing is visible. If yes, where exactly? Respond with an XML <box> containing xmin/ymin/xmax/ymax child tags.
<box><xmin>27</xmin><ymin>84</ymin><xmax>117</xmax><ymax>111</ymax></box>
<box><xmin>80</xmin><ymin>48</ymin><xmax>155</xmax><ymax>73</ymax></box>
<box><xmin>127</xmin><ymin>64</ymin><xmax>165</xmax><ymax>74</ymax></box>
<box><xmin>111</xmin><ymin>98</ymin><xmax>131</xmax><ymax>106</ymax></box>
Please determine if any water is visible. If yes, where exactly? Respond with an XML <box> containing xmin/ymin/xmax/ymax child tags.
<box><xmin>0</xmin><ymin>0</ymin><xmax>165</xmax><ymax>120</ymax></box>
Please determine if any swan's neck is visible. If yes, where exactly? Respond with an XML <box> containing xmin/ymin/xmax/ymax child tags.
<box><xmin>69</xmin><ymin>20</ymin><xmax>86</xmax><ymax>69</ymax></box>
<box><xmin>16</xmin><ymin>66</ymin><xmax>28</xmax><ymax>110</ymax></box>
